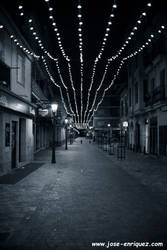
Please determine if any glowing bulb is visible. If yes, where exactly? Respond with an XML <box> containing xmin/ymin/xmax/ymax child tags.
<box><xmin>18</xmin><ymin>5</ymin><xmax>23</xmax><ymax>9</ymax></box>
<box><xmin>113</xmin><ymin>4</ymin><xmax>117</xmax><ymax>8</ymax></box>
<box><xmin>0</xmin><ymin>25</ymin><xmax>4</xmax><ymax>29</ymax></box>
<box><xmin>142</xmin><ymin>12</ymin><xmax>146</xmax><ymax>16</ymax></box>
<box><xmin>77</xmin><ymin>5</ymin><xmax>82</xmax><ymax>9</ymax></box>
<box><xmin>147</xmin><ymin>3</ymin><xmax>151</xmax><ymax>7</ymax></box>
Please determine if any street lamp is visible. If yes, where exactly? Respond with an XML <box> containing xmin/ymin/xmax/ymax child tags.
<box><xmin>51</xmin><ymin>103</ymin><xmax>58</xmax><ymax>163</ymax></box>
<box><xmin>65</xmin><ymin>118</ymin><xmax>68</xmax><ymax>150</ymax></box>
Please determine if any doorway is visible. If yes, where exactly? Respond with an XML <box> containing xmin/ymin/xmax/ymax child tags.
<box><xmin>19</xmin><ymin>118</ymin><xmax>26</xmax><ymax>162</ymax></box>
<box><xmin>150</xmin><ymin>117</ymin><xmax>157</xmax><ymax>155</ymax></box>
<box><xmin>11</xmin><ymin>121</ymin><xmax>17</xmax><ymax>169</ymax></box>
<box><xmin>135</xmin><ymin>122</ymin><xmax>141</xmax><ymax>152</ymax></box>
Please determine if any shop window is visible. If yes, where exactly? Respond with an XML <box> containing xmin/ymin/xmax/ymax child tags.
<box><xmin>17</xmin><ymin>50</ymin><xmax>25</xmax><ymax>86</ymax></box>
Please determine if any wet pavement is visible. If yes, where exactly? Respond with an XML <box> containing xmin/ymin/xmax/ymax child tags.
<box><xmin>0</xmin><ymin>138</ymin><xmax>167</xmax><ymax>250</ymax></box>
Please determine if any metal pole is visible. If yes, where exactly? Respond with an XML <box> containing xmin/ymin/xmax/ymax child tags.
<box><xmin>65</xmin><ymin>126</ymin><xmax>68</xmax><ymax>150</ymax></box>
<box><xmin>51</xmin><ymin>116</ymin><xmax>56</xmax><ymax>163</ymax></box>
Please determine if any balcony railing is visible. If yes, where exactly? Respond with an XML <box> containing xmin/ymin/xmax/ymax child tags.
<box><xmin>144</xmin><ymin>86</ymin><xmax>166</xmax><ymax>106</ymax></box>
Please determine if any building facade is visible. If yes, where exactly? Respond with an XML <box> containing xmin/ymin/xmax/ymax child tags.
<box><xmin>0</xmin><ymin>10</ymin><xmax>66</xmax><ymax>175</ymax></box>
<box><xmin>120</xmin><ymin>30</ymin><xmax>167</xmax><ymax>157</ymax></box>
<box><xmin>0</xmin><ymin>11</ymin><xmax>35</xmax><ymax>175</ymax></box>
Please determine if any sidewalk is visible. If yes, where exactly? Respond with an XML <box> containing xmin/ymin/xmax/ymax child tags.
<box><xmin>95</xmin><ymin>142</ymin><xmax>167</xmax><ymax>197</ymax></box>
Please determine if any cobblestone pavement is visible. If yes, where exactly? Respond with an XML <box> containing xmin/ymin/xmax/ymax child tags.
<box><xmin>0</xmin><ymin>138</ymin><xmax>167</xmax><ymax>250</ymax></box>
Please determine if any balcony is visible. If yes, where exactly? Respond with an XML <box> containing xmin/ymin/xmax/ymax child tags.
<box><xmin>144</xmin><ymin>86</ymin><xmax>166</xmax><ymax>106</ymax></box>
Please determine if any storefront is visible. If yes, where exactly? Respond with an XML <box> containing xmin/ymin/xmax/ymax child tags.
<box><xmin>0</xmin><ymin>87</ymin><xmax>35</xmax><ymax>175</ymax></box>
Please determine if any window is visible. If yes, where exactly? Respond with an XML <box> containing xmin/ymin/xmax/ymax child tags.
<box><xmin>160</xmin><ymin>69</ymin><xmax>165</xmax><ymax>99</ymax></box>
<box><xmin>129</xmin><ymin>88</ymin><xmax>132</xmax><ymax>106</ymax></box>
<box><xmin>17</xmin><ymin>51</ymin><xmax>25</xmax><ymax>86</ymax></box>
<box><xmin>135</xmin><ymin>82</ymin><xmax>138</xmax><ymax>104</ymax></box>
<box><xmin>0</xmin><ymin>33</ymin><xmax>5</xmax><ymax>61</ymax></box>
<box><xmin>135</xmin><ymin>56</ymin><xmax>138</xmax><ymax>69</ymax></box>
<box><xmin>125</xmin><ymin>97</ymin><xmax>128</xmax><ymax>116</ymax></box>
<box><xmin>0</xmin><ymin>60</ymin><xmax>10</xmax><ymax>89</ymax></box>
<box><xmin>143</xmin><ymin>80</ymin><xmax>149</xmax><ymax>104</ymax></box>
<box><xmin>151</xmin><ymin>78</ymin><xmax>155</xmax><ymax>90</ymax></box>
<box><xmin>120</xmin><ymin>100</ymin><xmax>124</xmax><ymax>116</ymax></box>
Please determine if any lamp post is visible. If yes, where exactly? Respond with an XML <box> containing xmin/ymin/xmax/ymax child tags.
<box><xmin>65</xmin><ymin>118</ymin><xmax>68</xmax><ymax>150</ymax></box>
<box><xmin>51</xmin><ymin>103</ymin><xmax>58</xmax><ymax>163</ymax></box>
<box><xmin>107</xmin><ymin>123</ymin><xmax>111</xmax><ymax>152</ymax></box>
<box><xmin>69</xmin><ymin>124</ymin><xmax>73</xmax><ymax>144</ymax></box>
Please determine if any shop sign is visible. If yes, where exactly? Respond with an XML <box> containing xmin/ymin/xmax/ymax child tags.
<box><xmin>0</xmin><ymin>89</ymin><xmax>34</xmax><ymax>116</ymax></box>
<box><xmin>38</xmin><ymin>108</ymin><xmax>49</xmax><ymax>117</ymax></box>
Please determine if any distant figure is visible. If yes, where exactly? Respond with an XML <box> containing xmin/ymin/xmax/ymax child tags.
<box><xmin>89</xmin><ymin>140</ymin><xmax>91</xmax><ymax>144</ymax></box>
<box><xmin>80</xmin><ymin>140</ymin><xmax>83</xmax><ymax>144</ymax></box>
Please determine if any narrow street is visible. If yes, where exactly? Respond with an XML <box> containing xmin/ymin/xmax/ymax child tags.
<box><xmin>0</xmin><ymin>138</ymin><xmax>167</xmax><ymax>250</ymax></box>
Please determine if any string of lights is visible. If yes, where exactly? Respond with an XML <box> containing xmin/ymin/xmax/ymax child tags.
<box><xmin>67</xmin><ymin>63</ymin><xmax>80</xmax><ymax>122</ymax></box>
<box><xmin>76</xmin><ymin>1</ymin><xmax>84</xmax><ymax>124</ymax></box>
<box><xmin>42</xmin><ymin>0</ymin><xmax>81</xmax><ymax>123</ymax></box>
<box><xmin>18</xmin><ymin>5</ymin><xmax>58</xmax><ymax>61</ymax></box>
<box><xmin>83</xmin><ymin>1</ymin><xmax>117</xmax><ymax>124</ymax></box>
<box><xmin>44</xmin><ymin>0</ymin><xmax>70</xmax><ymax>61</ymax></box>
<box><xmin>85</xmin><ymin>1</ymin><xmax>153</xmax><ymax>124</ymax></box>
<box><xmin>108</xmin><ymin>2</ymin><xmax>152</xmax><ymax>62</ymax></box>
<box><xmin>83</xmin><ymin>60</ymin><xmax>111</xmax><ymax>123</ymax></box>
<box><xmin>54</xmin><ymin>59</ymin><xmax>76</xmax><ymax>118</ymax></box>
<box><xmin>87</xmin><ymin>25</ymin><xmax>166</xmax><ymax>124</ymax></box>
<box><xmin>18</xmin><ymin>4</ymin><xmax>77</xmax><ymax>121</ymax></box>
<box><xmin>0</xmin><ymin>24</ymin><xmax>40</xmax><ymax>59</ymax></box>
<box><xmin>42</xmin><ymin>56</ymin><xmax>72</xmax><ymax>117</ymax></box>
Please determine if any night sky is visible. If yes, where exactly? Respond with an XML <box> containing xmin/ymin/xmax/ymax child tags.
<box><xmin>0</xmin><ymin>0</ymin><xmax>166</xmax><ymax>124</ymax></box>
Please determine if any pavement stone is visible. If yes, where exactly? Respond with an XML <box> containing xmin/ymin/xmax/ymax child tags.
<box><xmin>0</xmin><ymin>138</ymin><xmax>167</xmax><ymax>250</ymax></box>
